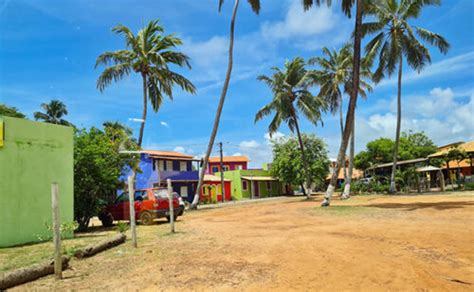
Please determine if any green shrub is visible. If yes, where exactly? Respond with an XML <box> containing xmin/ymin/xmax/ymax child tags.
<box><xmin>116</xmin><ymin>221</ymin><xmax>129</xmax><ymax>234</ymax></box>
<box><xmin>464</xmin><ymin>182</ymin><xmax>474</xmax><ymax>190</ymax></box>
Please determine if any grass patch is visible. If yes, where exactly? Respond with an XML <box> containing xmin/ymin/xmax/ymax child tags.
<box><xmin>312</xmin><ymin>205</ymin><xmax>382</xmax><ymax>216</ymax></box>
<box><xmin>0</xmin><ymin>230</ymin><xmax>116</xmax><ymax>272</ymax></box>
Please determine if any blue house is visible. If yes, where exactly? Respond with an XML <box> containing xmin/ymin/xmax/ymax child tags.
<box><xmin>122</xmin><ymin>150</ymin><xmax>201</xmax><ymax>202</ymax></box>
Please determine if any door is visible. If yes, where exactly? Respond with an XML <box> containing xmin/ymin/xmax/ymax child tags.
<box><xmin>180</xmin><ymin>185</ymin><xmax>188</xmax><ymax>198</ymax></box>
<box><xmin>253</xmin><ymin>181</ymin><xmax>260</xmax><ymax>198</ymax></box>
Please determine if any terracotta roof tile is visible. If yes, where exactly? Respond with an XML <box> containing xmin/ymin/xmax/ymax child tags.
<box><xmin>208</xmin><ymin>155</ymin><xmax>250</xmax><ymax>163</ymax></box>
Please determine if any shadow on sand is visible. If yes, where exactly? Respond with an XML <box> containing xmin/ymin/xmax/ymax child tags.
<box><xmin>360</xmin><ymin>201</ymin><xmax>474</xmax><ymax>211</ymax></box>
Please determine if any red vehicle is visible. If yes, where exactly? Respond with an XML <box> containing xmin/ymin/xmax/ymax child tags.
<box><xmin>98</xmin><ymin>188</ymin><xmax>185</xmax><ymax>226</ymax></box>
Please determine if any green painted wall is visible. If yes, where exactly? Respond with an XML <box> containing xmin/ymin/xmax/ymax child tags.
<box><xmin>0</xmin><ymin>116</ymin><xmax>73</xmax><ymax>247</ymax></box>
<box><xmin>220</xmin><ymin>169</ymin><xmax>283</xmax><ymax>200</ymax></box>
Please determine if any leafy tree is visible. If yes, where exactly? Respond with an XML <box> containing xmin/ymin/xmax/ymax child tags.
<box><xmin>271</xmin><ymin>134</ymin><xmax>329</xmax><ymax>191</ymax></box>
<box><xmin>354</xmin><ymin>137</ymin><xmax>394</xmax><ymax>170</ymax></box>
<box><xmin>305</xmin><ymin>0</ymin><xmax>365</xmax><ymax>206</ymax></box>
<box><xmin>192</xmin><ymin>0</ymin><xmax>260</xmax><ymax>208</ymax></box>
<box><xmin>33</xmin><ymin>100</ymin><xmax>72</xmax><ymax>126</ymax></box>
<box><xmin>74</xmin><ymin>126</ymin><xmax>138</xmax><ymax>231</ymax></box>
<box><xmin>398</xmin><ymin>131</ymin><xmax>437</xmax><ymax>160</ymax></box>
<box><xmin>0</xmin><ymin>103</ymin><xmax>26</xmax><ymax>119</ymax></box>
<box><xmin>254</xmin><ymin>57</ymin><xmax>327</xmax><ymax>198</ymax></box>
<box><xmin>96</xmin><ymin>20</ymin><xmax>196</xmax><ymax>147</ymax></box>
<box><xmin>354</xmin><ymin>131</ymin><xmax>437</xmax><ymax>170</ymax></box>
<box><xmin>363</xmin><ymin>0</ymin><xmax>449</xmax><ymax>193</ymax></box>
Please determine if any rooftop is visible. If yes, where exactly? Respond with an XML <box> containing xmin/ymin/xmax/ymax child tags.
<box><xmin>429</xmin><ymin>140</ymin><xmax>474</xmax><ymax>158</ymax></box>
<box><xmin>209</xmin><ymin>155</ymin><xmax>250</xmax><ymax>163</ymax></box>
<box><xmin>141</xmin><ymin>150</ymin><xmax>195</xmax><ymax>161</ymax></box>
<box><xmin>367</xmin><ymin>158</ymin><xmax>428</xmax><ymax>170</ymax></box>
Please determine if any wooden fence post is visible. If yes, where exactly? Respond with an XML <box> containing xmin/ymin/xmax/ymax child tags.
<box><xmin>167</xmin><ymin>179</ymin><xmax>175</xmax><ymax>233</ymax></box>
<box><xmin>51</xmin><ymin>183</ymin><xmax>62</xmax><ymax>280</ymax></box>
<box><xmin>128</xmin><ymin>174</ymin><xmax>137</xmax><ymax>248</ymax></box>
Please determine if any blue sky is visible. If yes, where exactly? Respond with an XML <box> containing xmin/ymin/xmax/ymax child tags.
<box><xmin>1</xmin><ymin>0</ymin><xmax>473</xmax><ymax>166</ymax></box>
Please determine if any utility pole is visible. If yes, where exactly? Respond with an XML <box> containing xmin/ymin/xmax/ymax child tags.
<box><xmin>51</xmin><ymin>183</ymin><xmax>62</xmax><ymax>280</ymax></box>
<box><xmin>128</xmin><ymin>174</ymin><xmax>137</xmax><ymax>248</ymax></box>
<box><xmin>219</xmin><ymin>142</ymin><xmax>225</xmax><ymax>203</ymax></box>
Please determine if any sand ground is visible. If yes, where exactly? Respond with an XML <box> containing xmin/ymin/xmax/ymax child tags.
<box><xmin>14</xmin><ymin>192</ymin><xmax>474</xmax><ymax>291</ymax></box>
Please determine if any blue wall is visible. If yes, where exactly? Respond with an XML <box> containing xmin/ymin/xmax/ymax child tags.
<box><xmin>120</xmin><ymin>154</ymin><xmax>198</xmax><ymax>202</ymax></box>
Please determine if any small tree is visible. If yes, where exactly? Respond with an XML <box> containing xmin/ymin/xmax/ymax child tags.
<box><xmin>0</xmin><ymin>103</ymin><xmax>27</xmax><ymax>118</ymax></box>
<box><xmin>445</xmin><ymin>147</ymin><xmax>467</xmax><ymax>187</ymax></box>
<box><xmin>34</xmin><ymin>100</ymin><xmax>72</xmax><ymax>126</ymax></box>
<box><xmin>270</xmin><ymin>134</ymin><xmax>329</xmax><ymax>191</ymax></box>
<box><xmin>74</xmin><ymin>126</ymin><xmax>138</xmax><ymax>231</ymax></box>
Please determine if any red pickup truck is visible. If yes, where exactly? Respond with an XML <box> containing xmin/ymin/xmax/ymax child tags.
<box><xmin>98</xmin><ymin>188</ymin><xmax>185</xmax><ymax>226</ymax></box>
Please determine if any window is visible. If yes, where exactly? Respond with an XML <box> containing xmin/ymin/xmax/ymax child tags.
<box><xmin>242</xmin><ymin>180</ymin><xmax>248</xmax><ymax>191</ymax></box>
<box><xmin>236</xmin><ymin>165</ymin><xmax>243</xmax><ymax>170</ymax></box>
<box><xmin>158</xmin><ymin>160</ymin><xmax>165</xmax><ymax>171</ymax></box>
<box><xmin>222</xmin><ymin>165</ymin><xmax>230</xmax><ymax>171</ymax></box>
<box><xmin>153</xmin><ymin>189</ymin><xmax>168</xmax><ymax>199</ymax></box>
<box><xmin>134</xmin><ymin>191</ymin><xmax>148</xmax><ymax>201</ymax></box>
<box><xmin>180</xmin><ymin>161</ymin><xmax>187</xmax><ymax>171</ymax></box>
<box><xmin>212</xmin><ymin>166</ymin><xmax>219</xmax><ymax>173</ymax></box>
<box><xmin>166</xmin><ymin>160</ymin><xmax>173</xmax><ymax>171</ymax></box>
<box><xmin>180</xmin><ymin>186</ymin><xmax>188</xmax><ymax>197</ymax></box>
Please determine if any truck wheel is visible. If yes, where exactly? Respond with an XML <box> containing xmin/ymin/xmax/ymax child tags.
<box><xmin>140</xmin><ymin>211</ymin><xmax>154</xmax><ymax>225</ymax></box>
<box><xmin>99</xmin><ymin>212</ymin><xmax>114</xmax><ymax>227</ymax></box>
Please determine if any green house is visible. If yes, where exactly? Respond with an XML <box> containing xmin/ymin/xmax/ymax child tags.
<box><xmin>0</xmin><ymin>116</ymin><xmax>73</xmax><ymax>247</ymax></box>
<box><xmin>218</xmin><ymin>169</ymin><xmax>283</xmax><ymax>200</ymax></box>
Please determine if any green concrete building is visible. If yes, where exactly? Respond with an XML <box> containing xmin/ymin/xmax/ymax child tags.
<box><xmin>219</xmin><ymin>169</ymin><xmax>284</xmax><ymax>200</ymax></box>
<box><xmin>0</xmin><ymin>116</ymin><xmax>73</xmax><ymax>247</ymax></box>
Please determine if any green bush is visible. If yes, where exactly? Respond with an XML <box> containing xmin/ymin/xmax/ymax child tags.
<box><xmin>464</xmin><ymin>182</ymin><xmax>474</xmax><ymax>191</ymax></box>
<box><xmin>116</xmin><ymin>221</ymin><xmax>129</xmax><ymax>234</ymax></box>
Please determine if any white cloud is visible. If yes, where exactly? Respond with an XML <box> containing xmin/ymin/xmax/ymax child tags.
<box><xmin>355</xmin><ymin>87</ymin><xmax>474</xmax><ymax>152</ymax></box>
<box><xmin>239</xmin><ymin>140</ymin><xmax>260</xmax><ymax>149</ymax></box>
<box><xmin>160</xmin><ymin>121</ymin><xmax>169</xmax><ymax>128</ymax></box>
<box><xmin>173</xmin><ymin>146</ymin><xmax>185</xmax><ymax>153</ymax></box>
<box><xmin>261</xmin><ymin>2</ymin><xmax>336</xmax><ymax>40</ymax></box>
<box><xmin>378</xmin><ymin>51</ymin><xmax>474</xmax><ymax>87</ymax></box>
<box><xmin>232</xmin><ymin>152</ymin><xmax>242</xmax><ymax>156</ymax></box>
<box><xmin>182</xmin><ymin>36</ymin><xmax>228</xmax><ymax>69</ymax></box>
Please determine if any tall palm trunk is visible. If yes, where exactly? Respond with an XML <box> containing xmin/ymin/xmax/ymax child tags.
<box><xmin>138</xmin><ymin>73</ymin><xmax>148</xmax><ymax>147</ymax></box>
<box><xmin>191</xmin><ymin>0</ymin><xmax>239</xmax><ymax>208</ymax></box>
<box><xmin>340</xmin><ymin>101</ymin><xmax>347</xmax><ymax>181</ymax></box>
<box><xmin>322</xmin><ymin>0</ymin><xmax>362</xmax><ymax>207</ymax></box>
<box><xmin>342</xmin><ymin>117</ymin><xmax>355</xmax><ymax>199</ymax></box>
<box><xmin>389</xmin><ymin>56</ymin><xmax>403</xmax><ymax>194</ymax></box>
<box><xmin>293</xmin><ymin>116</ymin><xmax>312</xmax><ymax>199</ymax></box>
<box><xmin>445</xmin><ymin>159</ymin><xmax>451</xmax><ymax>186</ymax></box>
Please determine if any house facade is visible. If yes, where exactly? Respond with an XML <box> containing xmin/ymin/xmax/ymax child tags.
<box><xmin>207</xmin><ymin>155</ymin><xmax>249</xmax><ymax>174</ymax></box>
<box><xmin>220</xmin><ymin>169</ymin><xmax>284</xmax><ymax>200</ymax></box>
<box><xmin>122</xmin><ymin>150</ymin><xmax>233</xmax><ymax>203</ymax></box>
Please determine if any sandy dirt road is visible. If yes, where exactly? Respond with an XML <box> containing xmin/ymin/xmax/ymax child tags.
<box><xmin>14</xmin><ymin>193</ymin><xmax>474</xmax><ymax>291</ymax></box>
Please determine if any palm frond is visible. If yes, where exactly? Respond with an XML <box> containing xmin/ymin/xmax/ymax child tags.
<box><xmin>415</xmin><ymin>27</ymin><xmax>450</xmax><ymax>54</ymax></box>
<box><xmin>96</xmin><ymin>63</ymin><xmax>132</xmax><ymax>92</ymax></box>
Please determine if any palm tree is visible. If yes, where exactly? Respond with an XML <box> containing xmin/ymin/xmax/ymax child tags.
<box><xmin>34</xmin><ymin>100</ymin><xmax>71</xmax><ymax>126</ymax></box>
<box><xmin>191</xmin><ymin>0</ymin><xmax>260</xmax><ymax>208</ymax></box>
<box><xmin>255</xmin><ymin>57</ymin><xmax>327</xmax><ymax>198</ymax></box>
<box><xmin>96</xmin><ymin>20</ymin><xmax>196</xmax><ymax>148</ymax></box>
<box><xmin>363</xmin><ymin>0</ymin><xmax>449</xmax><ymax>193</ymax></box>
<box><xmin>305</xmin><ymin>0</ymin><xmax>364</xmax><ymax>207</ymax></box>
<box><xmin>309</xmin><ymin>44</ymin><xmax>374</xmax><ymax>199</ymax></box>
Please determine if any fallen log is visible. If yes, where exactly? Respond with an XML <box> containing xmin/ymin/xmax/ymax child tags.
<box><xmin>74</xmin><ymin>233</ymin><xmax>126</xmax><ymax>259</ymax></box>
<box><xmin>0</xmin><ymin>256</ymin><xmax>69</xmax><ymax>290</ymax></box>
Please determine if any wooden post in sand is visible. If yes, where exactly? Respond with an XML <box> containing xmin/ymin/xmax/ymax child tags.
<box><xmin>167</xmin><ymin>179</ymin><xmax>175</xmax><ymax>233</ymax></box>
<box><xmin>51</xmin><ymin>183</ymin><xmax>62</xmax><ymax>280</ymax></box>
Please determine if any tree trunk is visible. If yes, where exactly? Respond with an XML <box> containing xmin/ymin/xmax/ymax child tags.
<box><xmin>340</xmin><ymin>101</ymin><xmax>347</xmax><ymax>181</ymax></box>
<box><xmin>322</xmin><ymin>0</ymin><xmax>363</xmax><ymax>207</ymax></box>
<box><xmin>389</xmin><ymin>55</ymin><xmax>403</xmax><ymax>194</ymax></box>
<box><xmin>137</xmin><ymin>73</ymin><xmax>148</xmax><ymax>147</ymax></box>
<box><xmin>342</xmin><ymin>117</ymin><xmax>355</xmax><ymax>199</ymax></box>
<box><xmin>294</xmin><ymin>117</ymin><xmax>312</xmax><ymax>199</ymax></box>
<box><xmin>0</xmin><ymin>257</ymin><xmax>69</xmax><ymax>290</ymax></box>
<box><xmin>74</xmin><ymin>234</ymin><xmax>126</xmax><ymax>259</ymax></box>
<box><xmin>445</xmin><ymin>160</ymin><xmax>451</xmax><ymax>186</ymax></box>
<box><xmin>190</xmin><ymin>0</ymin><xmax>240</xmax><ymax>209</ymax></box>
